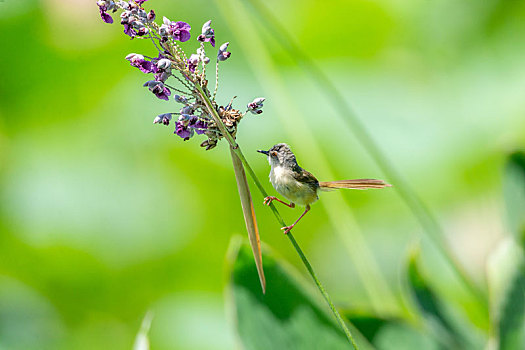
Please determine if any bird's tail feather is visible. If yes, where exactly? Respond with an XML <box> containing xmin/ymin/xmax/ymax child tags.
<box><xmin>319</xmin><ymin>179</ymin><xmax>391</xmax><ymax>191</ymax></box>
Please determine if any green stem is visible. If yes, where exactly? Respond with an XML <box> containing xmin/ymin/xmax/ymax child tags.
<box><xmin>196</xmin><ymin>85</ymin><xmax>359</xmax><ymax>349</ymax></box>
<box><xmin>244</xmin><ymin>0</ymin><xmax>486</xmax><ymax>310</ymax></box>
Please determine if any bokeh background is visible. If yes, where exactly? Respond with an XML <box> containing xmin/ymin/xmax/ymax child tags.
<box><xmin>1</xmin><ymin>0</ymin><xmax>525</xmax><ymax>349</ymax></box>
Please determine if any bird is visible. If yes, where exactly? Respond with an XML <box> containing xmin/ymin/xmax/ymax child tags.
<box><xmin>257</xmin><ymin>143</ymin><xmax>391</xmax><ymax>234</ymax></box>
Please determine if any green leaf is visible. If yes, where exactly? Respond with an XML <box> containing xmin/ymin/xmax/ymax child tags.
<box><xmin>346</xmin><ymin>314</ymin><xmax>390</xmax><ymax>343</ymax></box>
<box><xmin>227</xmin><ymin>238</ymin><xmax>354</xmax><ymax>350</ymax></box>
<box><xmin>488</xmin><ymin>238</ymin><xmax>525</xmax><ymax>350</ymax></box>
<box><xmin>373</xmin><ymin>322</ymin><xmax>440</xmax><ymax>350</ymax></box>
<box><xmin>503</xmin><ymin>151</ymin><xmax>525</xmax><ymax>244</ymax></box>
<box><xmin>133</xmin><ymin>311</ymin><xmax>153</xmax><ymax>350</ymax></box>
<box><xmin>498</xmin><ymin>261</ymin><xmax>525</xmax><ymax>350</ymax></box>
<box><xmin>407</xmin><ymin>250</ymin><xmax>475</xmax><ymax>349</ymax></box>
<box><xmin>345</xmin><ymin>314</ymin><xmax>440</xmax><ymax>350</ymax></box>
<box><xmin>495</xmin><ymin>151</ymin><xmax>525</xmax><ymax>349</ymax></box>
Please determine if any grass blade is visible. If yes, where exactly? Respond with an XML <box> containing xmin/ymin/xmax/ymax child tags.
<box><xmin>230</xmin><ymin>147</ymin><xmax>266</xmax><ymax>293</ymax></box>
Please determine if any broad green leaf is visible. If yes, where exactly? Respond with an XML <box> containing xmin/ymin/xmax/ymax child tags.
<box><xmin>407</xmin><ymin>250</ymin><xmax>476</xmax><ymax>349</ymax></box>
<box><xmin>489</xmin><ymin>238</ymin><xmax>525</xmax><ymax>349</ymax></box>
<box><xmin>345</xmin><ymin>314</ymin><xmax>439</xmax><ymax>350</ymax></box>
<box><xmin>227</xmin><ymin>238</ymin><xmax>356</xmax><ymax>350</ymax></box>
<box><xmin>498</xmin><ymin>260</ymin><xmax>525</xmax><ymax>350</ymax></box>
<box><xmin>345</xmin><ymin>314</ymin><xmax>389</xmax><ymax>343</ymax></box>
<box><xmin>494</xmin><ymin>151</ymin><xmax>525</xmax><ymax>349</ymax></box>
<box><xmin>374</xmin><ymin>322</ymin><xmax>440</xmax><ymax>350</ymax></box>
<box><xmin>503</xmin><ymin>151</ymin><xmax>525</xmax><ymax>244</ymax></box>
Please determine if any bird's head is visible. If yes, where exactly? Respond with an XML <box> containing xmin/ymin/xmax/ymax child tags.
<box><xmin>257</xmin><ymin>143</ymin><xmax>296</xmax><ymax>168</ymax></box>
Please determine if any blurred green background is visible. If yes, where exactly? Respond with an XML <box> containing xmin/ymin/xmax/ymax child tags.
<box><xmin>1</xmin><ymin>0</ymin><xmax>525</xmax><ymax>349</ymax></box>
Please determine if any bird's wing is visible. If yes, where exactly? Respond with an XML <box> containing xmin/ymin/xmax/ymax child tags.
<box><xmin>291</xmin><ymin>166</ymin><xmax>319</xmax><ymax>187</ymax></box>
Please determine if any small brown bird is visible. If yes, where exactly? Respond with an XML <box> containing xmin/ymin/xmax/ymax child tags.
<box><xmin>258</xmin><ymin>143</ymin><xmax>391</xmax><ymax>234</ymax></box>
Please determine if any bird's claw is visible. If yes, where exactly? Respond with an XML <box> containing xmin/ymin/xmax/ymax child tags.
<box><xmin>263</xmin><ymin>196</ymin><xmax>276</xmax><ymax>206</ymax></box>
<box><xmin>281</xmin><ymin>225</ymin><xmax>293</xmax><ymax>235</ymax></box>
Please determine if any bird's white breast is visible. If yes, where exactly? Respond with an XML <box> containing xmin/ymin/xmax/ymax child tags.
<box><xmin>269</xmin><ymin>165</ymin><xmax>318</xmax><ymax>206</ymax></box>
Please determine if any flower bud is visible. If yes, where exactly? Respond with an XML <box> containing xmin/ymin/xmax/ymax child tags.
<box><xmin>153</xmin><ymin>113</ymin><xmax>172</xmax><ymax>125</ymax></box>
<box><xmin>147</xmin><ymin>10</ymin><xmax>156</xmax><ymax>21</ymax></box>
<box><xmin>159</xmin><ymin>24</ymin><xmax>169</xmax><ymax>37</ymax></box>
<box><xmin>219</xmin><ymin>42</ymin><xmax>229</xmax><ymax>52</ymax></box>
<box><xmin>120</xmin><ymin>10</ymin><xmax>132</xmax><ymax>23</ymax></box>
<box><xmin>137</xmin><ymin>9</ymin><xmax>147</xmax><ymax>19</ymax></box>
<box><xmin>154</xmin><ymin>71</ymin><xmax>169</xmax><ymax>82</ymax></box>
<box><xmin>137</xmin><ymin>27</ymin><xmax>149</xmax><ymax>36</ymax></box>
<box><xmin>217</xmin><ymin>42</ymin><xmax>231</xmax><ymax>61</ymax></box>
<box><xmin>157</xmin><ymin>59</ymin><xmax>171</xmax><ymax>70</ymax></box>
<box><xmin>125</xmin><ymin>53</ymin><xmax>144</xmax><ymax>63</ymax></box>
<box><xmin>174</xmin><ymin>95</ymin><xmax>188</xmax><ymax>104</ymax></box>
<box><xmin>132</xmin><ymin>20</ymin><xmax>145</xmax><ymax>29</ymax></box>
<box><xmin>180</xmin><ymin>105</ymin><xmax>194</xmax><ymax>115</ymax></box>
<box><xmin>201</xmin><ymin>20</ymin><xmax>213</xmax><ymax>37</ymax></box>
<box><xmin>252</xmin><ymin>97</ymin><xmax>265</xmax><ymax>106</ymax></box>
<box><xmin>247</xmin><ymin>97</ymin><xmax>265</xmax><ymax>114</ymax></box>
<box><xmin>117</xmin><ymin>1</ymin><xmax>129</xmax><ymax>9</ymax></box>
<box><xmin>143</xmin><ymin>80</ymin><xmax>161</xmax><ymax>89</ymax></box>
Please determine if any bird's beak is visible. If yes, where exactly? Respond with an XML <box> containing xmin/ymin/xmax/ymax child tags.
<box><xmin>257</xmin><ymin>150</ymin><xmax>269</xmax><ymax>155</ymax></box>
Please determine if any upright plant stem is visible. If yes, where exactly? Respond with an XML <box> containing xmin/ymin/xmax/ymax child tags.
<box><xmin>196</xmin><ymin>85</ymin><xmax>359</xmax><ymax>349</ymax></box>
<box><xmin>244</xmin><ymin>0</ymin><xmax>486</xmax><ymax>309</ymax></box>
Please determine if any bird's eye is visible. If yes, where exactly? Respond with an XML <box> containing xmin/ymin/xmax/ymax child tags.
<box><xmin>270</xmin><ymin>151</ymin><xmax>278</xmax><ymax>157</ymax></box>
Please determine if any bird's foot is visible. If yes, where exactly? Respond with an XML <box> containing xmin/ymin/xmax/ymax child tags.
<box><xmin>263</xmin><ymin>196</ymin><xmax>277</xmax><ymax>206</ymax></box>
<box><xmin>281</xmin><ymin>225</ymin><xmax>294</xmax><ymax>235</ymax></box>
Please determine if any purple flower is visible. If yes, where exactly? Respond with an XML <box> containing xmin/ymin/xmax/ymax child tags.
<box><xmin>143</xmin><ymin>80</ymin><xmax>171</xmax><ymax>101</ymax></box>
<box><xmin>125</xmin><ymin>53</ymin><xmax>157</xmax><ymax>73</ymax></box>
<box><xmin>175</xmin><ymin>121</ymin><xmax>193</xmax><ymax>140</ymax></box>
<box><xmin>152</xmin><ymin>58</ymin><xmax>171</xmax><ymax>82</ymax></box>
<box><xmin>187</xmin><ymin>54</ymin><xmax>199</xmax><ymax>73</ymax></box>
<box><xmin>217</xmin><ymin>42</ymin><xmax>231</xmax><ymax>62</ymax></box>
<box><xmin>153</xmin><ymin>113</ymin><xmax>172</xmax><ymax>126</ymax></box>
<box><xmin>97</xmin><ymin>1</ymin><xmax>114</xmax><ymax>24</ymax></box>
<box><xmin>136</xmin><ymin>0</ymin><xmax>149</xmax><ymax>5</ymax></box>
<box><xmin>197</xmin><ymin>20</ymin><xmax>215</xmax><ymax>47</ymax></box>
<box><xmin>120</xmin><ymin>9</ymin><xmax>140</xmax><ymax>38</ymax></box>
<box><xmin>154</xmin><ymin>71</ymin><xmax>169</xmax><ymax>82</ymax></box>
<box><xmin>123</xmin><ymin>24</ymin><xmax>136</xmax><ymax>38</ymax></box>
<box><xmin>162</xmin><ymin>17</ymin><xmax>191</xmax><ymax>42</ymax></box>
<box><xmin>132</xmin><ymin>21</ymin><xmax>149</xmax><ymax>36</ymax></box>
<box><xmin>189</xmin><ymin>116</ymin><xmax>208</xmax><ymax>134</ymax></box>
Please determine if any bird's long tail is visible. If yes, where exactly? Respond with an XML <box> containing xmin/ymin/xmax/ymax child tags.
<box><xmin>319</xmin><ymin>179</ymin><xmax>391</xmax><ymax>190</ymax></box>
